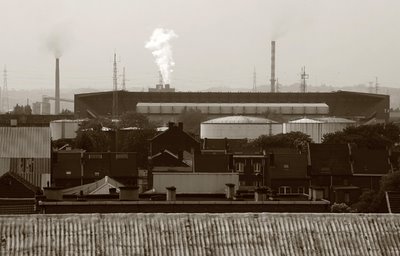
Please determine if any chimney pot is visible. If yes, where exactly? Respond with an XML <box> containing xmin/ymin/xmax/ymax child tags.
<box><xmin>225</xmin><ymin>183</ymin><xmax>235</xmax><ymax>199</ymax></box>
<box><xmin>166</xmin><ymin>186</ymin><xmax>176</xmax><ymax>201</ymax></box>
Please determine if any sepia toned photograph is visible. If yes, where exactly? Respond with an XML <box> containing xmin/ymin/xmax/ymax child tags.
<box><xmin>0</xmin><ymin>0</ymin><xmax>399</xmax><ymax>255</ymax></box>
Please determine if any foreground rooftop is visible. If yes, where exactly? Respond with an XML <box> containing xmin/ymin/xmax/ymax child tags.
<box><xmin>0</xmin><ymin>213</ymin><xmax>399</xmax><ymax>255</ymax></box>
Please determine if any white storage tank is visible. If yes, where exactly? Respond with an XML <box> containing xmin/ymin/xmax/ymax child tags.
<box><xmin>317</xmin><ymin>117</ymin><xmax>357</xmax><ymax>138</ymax></box>
<box><xmin>285</xmin><ymin>117</ymin><xmax>323</xmax><ymax>143</ymax></box>
<box><xmin>201</xmin><ymin>115</ymin><xmax>282</xmax><ymax>139</ymax></box>
<box><xmin>50</xmin><ymin>120</ymin><xmax>80</xmax><ymax>140</ymax></box>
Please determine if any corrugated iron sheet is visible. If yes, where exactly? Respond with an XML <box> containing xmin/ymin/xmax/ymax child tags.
<box><xmin>1</xmin><ymin>213</ymin><xmax>400</xmax><ymax>255</ymax></box>
<box><xmin>0</xmin><ymin>127</ymin><xmax>50</xmax><ymax>158</ymax></box>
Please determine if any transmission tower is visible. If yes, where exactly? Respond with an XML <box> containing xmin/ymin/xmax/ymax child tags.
<box><xmin>112</xmin><ymin>53</ymin><xmax>118</xmax><ymax>118</ymax></box>
<box><xmin>300</xmin><ymin>67</ymin><xmax>309</xmax><ymax>93</ymax></box>
<box><xmin>2</xmin><ymin>66</ymin><xmax>9</xmax><ymax>112</ymax></box>
<box><xmin>252</xmin><ymin>66</ymin><xmax>257</xmax><ymax>92</ymax></box>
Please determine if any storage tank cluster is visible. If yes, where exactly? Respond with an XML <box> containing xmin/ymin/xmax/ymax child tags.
<box><xmin>200</xmin><ymin>116</ymin><xmax>283</xmax><ymax>140</ymax></box>
<box><xmin>201</xmin><ymin>115</ymin><xmax>356</xmax><ymax>142</ymax></box>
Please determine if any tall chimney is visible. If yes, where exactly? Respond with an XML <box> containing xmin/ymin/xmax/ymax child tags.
<box><xmin>55</xmin><ymin>58</ymin><xmax>60</xmax><ymax>115</ymax></box>
<box><xmin>270</xmin><ymin>41</ymin><xmax>276</xmax><ymax>93</ymax></box>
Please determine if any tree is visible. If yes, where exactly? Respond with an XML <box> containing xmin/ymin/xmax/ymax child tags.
<box><xmin>119</xmin><ymin>111</ymin><xmax>153</xmax><ymax>129</ymax></box>
<box><xmin>75</xmin><ymin>130</ymin><xmax>111</xmax><ymax>152</ymax></box>
<box><xmin>11</xmin><ymin>104</ymin><xmax>31</xmax><ymax>115</ymax></box>
<box><xmin>352</xmin><ymin>171</ymin><xmax>400</xmax><ymax>213</ymax></box>
<box><xmin>119</xmin><ymin>129</ymin><xmax>157</xmax><ymax>168</ymax></box>
<box><xmin>252</xmin><ymin>132</ymin><xmax>312</xmax><ymax>152</ymax></box>
<box><xmin>331</xmin><ymin>203</ymin><xmax>352</xmax><ymax>213</ymax></box>
<box><xmin>177</xmin><ymin>108</ymin><xmax>206</xmax><ymax>136</ymax></box>
<box><xmin>60</xmin><ymin>109</ymin><xmax>73</xmax><ymax>115</ymax></box>
<box><xmin>322</xmin><ymin>123</ymin><xmax>400</xmax><ymax>149</ymax></box>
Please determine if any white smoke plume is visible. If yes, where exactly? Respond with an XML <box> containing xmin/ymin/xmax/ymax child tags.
<box><xmin>46</xmin><ymin>24</ymin><xmax>72</xmax><ymax>58</ymax></box>
<box><xmin>145</xmin><ymin>28</ymin><xmax>178</xmax><ymax>84</ymax></box>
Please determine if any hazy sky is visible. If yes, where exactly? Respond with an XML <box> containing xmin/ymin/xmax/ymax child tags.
<box><xmin>1</xmin><ymin>0</ymin><xmax>399</xmax><ymax>91</ymax></box>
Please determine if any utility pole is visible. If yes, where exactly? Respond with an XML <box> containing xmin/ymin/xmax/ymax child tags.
<box><xmin>253</xmin><ymin>66</ymin><xmax>257</xmax><ymax>92</ymax></box>
<box><xmin>112</xmin><ymin>53</ymin><xmax>118</xmax><ymax>119</ymax></box>
<box><xmin>300</xmin><ymin>67</ymin><xmax>309</xmax><ymax>93</ymax></box>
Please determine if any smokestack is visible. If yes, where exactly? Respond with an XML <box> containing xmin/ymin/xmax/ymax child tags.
<box><xmin>55</xmin><ymin>58</ymin><xmax>60</xmax><ymax>114</ymax></box>
<box><xmin>270</xmin><ymin>41</ymin><xmax>276</xmax><ymax>93</ymax></box>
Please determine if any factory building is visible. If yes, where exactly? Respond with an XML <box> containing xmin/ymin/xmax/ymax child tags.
<box><xmin>74</xmin><ymin>90</ymin><xmax>390</xmax><ymax>123</ymax></box>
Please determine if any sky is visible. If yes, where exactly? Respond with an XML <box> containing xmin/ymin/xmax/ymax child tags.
<box><xmin>0</xmin><ymin>0</ymin><xmax>400</xmax><ymax>91</ymax></box>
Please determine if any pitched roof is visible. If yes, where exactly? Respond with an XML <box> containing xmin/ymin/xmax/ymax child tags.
<box><xmin>352</xmin><ymin>148</ymin><xmax>391</xmax><ymax>175</ymax></box>
<box><xmin>0</xmin><ymin>127</ymin><xmax>50</xmax><ymax>158</ymax></box>
<box><xmin>60</xmin><ymin>176</ymin><xmax>124</xmax><ymax>195</ymax></box>
<box><xmin>1</xmin><ymin>213</ymin><xmax>400</xmax><ymax>255</ymax></box>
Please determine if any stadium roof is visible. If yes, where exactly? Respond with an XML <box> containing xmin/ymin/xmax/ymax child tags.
<box><xmin>0</xmin><ymin>213</ymin><xmax>399</xmax><ymax>255</ymax></box>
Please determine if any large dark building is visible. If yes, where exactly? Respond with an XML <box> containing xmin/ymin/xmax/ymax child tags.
<box><xmin>74</xmin><ymin>90</ymin><xmax>390</xmax><ymax>122</ymax></box>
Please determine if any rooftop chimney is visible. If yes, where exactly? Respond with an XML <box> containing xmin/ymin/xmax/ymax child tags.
<box><xmin>270</xmin><ymin>41</ymin><xmax>276</xmax><ymax>93</ymax></box>
<box><xmin>55</xmin><ymin>58</ymin><xmax>60</xmax><ymax>115</ymax></box>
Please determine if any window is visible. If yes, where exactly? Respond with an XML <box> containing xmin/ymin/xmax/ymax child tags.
<box><xmin>89</xmin><ymin>154</ymin><xmax>102</xmax><ymax>159</ymax></box>
<box><xmin>65</xmin><ymin>171</ymin><xmax>71</xmax><ymax>175</ymax></box>
<box><xmin>254</xmin><ymin>162</ymin><xmax>261</xmax><ymax>174</ymax></box>
<box><xmin>297</xmin><ymin>187</ymin><xmax>305</xmax><ymax>194</ymax></box>
<box><xmin>94</xmin><ymin>172</ymin><xmax>100</xmax><ymax>177</ymax></box>
<box><xmin>283</xmin><ymin>164</ymin><xmax>290</xmax><ymax>170</ymax></box>
<box><xmin>116</xmin><ymin>153</ymin><xmax>129</xmax><ymax>159</ymax></box>
<box><xmin>279</xmin><ymin>186</ymin><xmax>292</xmax><ymax>194</ymax></box>
<box><xmin>235</xmin><ymin>162</ymin><xmax>244</xmax><ymax>173</ymax></box>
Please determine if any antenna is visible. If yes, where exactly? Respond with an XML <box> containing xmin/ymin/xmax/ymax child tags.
<box><xmin>112</xmin><ymin>53</ymin><xmax>118</xmax><ymax>118</ymax></box>
<box><xmin>2</xmin><ymin>66</ymin><xmax>9</xmax><ymax>112</ymax></box>
<box><xmin>300</xmin><ymin>66</ymin><xmax>309</xmax><ymax>93</ymax></box>
<box><xmin>375</xmin><ymin>77</ymin><xmax>379</xmax><ymax>94</ymax></box>
<box><xmin>253</xmin><ymin>66</ymin><xmax>257</xmax><ymax>92</ymax></box>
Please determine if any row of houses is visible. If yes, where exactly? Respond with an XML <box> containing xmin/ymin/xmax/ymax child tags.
<box><xmin>0</xmin><ymin>122</ymin><xmax>399</xmax><ymax>214</ymax></box>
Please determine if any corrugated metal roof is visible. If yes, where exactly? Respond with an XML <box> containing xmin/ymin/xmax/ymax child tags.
<box><xmin>0</xmin><ymin>213</ymin><xmax>399</xmax><ymax>255</ymax></box>
<box><xmin>203</xmin><ymin>115</ymin><xmax>277</xmax><ymax>124</ymax></box>
<box><xmin>0</xmin><ymin>127</ymin><xmax>50</xmax><ymax>158</ymax></box>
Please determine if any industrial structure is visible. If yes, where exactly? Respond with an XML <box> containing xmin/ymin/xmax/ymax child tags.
<box><xmin>270</xmin><ymin>41</ymin><xmax>276</xmax><ymax>93</ymax></box>
<box><xmin>74</xmin><ymin>90</ymin><xmax>390</xmax><ymax>123</ymax></box>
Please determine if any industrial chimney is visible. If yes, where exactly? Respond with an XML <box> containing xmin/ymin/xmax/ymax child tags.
<box><xmin>270</xmin><ymin>41</ymin><xmax>276</xmax><ymax>93</ymax></box>
<box><xmin>55</xmin><ymin>58</ymin><xmax>60</xmax><ymax>115</ymax></box>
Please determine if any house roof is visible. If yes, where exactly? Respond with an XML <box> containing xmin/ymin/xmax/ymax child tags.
<box><xmin>0</xmin><ymin>127</ymin><xmax>50</xmax><ymax>158</ymax></box>
<box><xmin>270</xmin><ymin>153</ymin><xmax>308</xmax><ymax>179</ymax></box>
<box><xmin>1</xmin><ymin>213</ymin><xmax>400</xmax><ymax>255</ymax></box>
<box><xmin>60</xmin><ymin>176</ymin><xmax>125</xmax><ymax>195</ymax></box>
<box><xmin>150</xmin><ymin>150</ymin><xmax>190</xmax><ymax>167</ymax></box>
<box><xmin>0</xmin><ymin>172</ymin><xmax>39</xmax><ymax>198</ymax></box>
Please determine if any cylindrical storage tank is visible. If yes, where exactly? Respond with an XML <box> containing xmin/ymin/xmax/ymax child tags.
<box><xmin>200</xmin><ymin>116</ymin><xmax>278</xmax><ymax>139</ymax></box>
<box><xmin>286</xmin><ymin>118</ymin><xmax>323</xmax><ymax>143</ymax></box>
<box><xmin>50</xmin><ymin>120</ymin><xmax>80</xmax><ymax>140</ymax></box>
<box><xmin>317</xmin><ymin>117</ymin><xmax>356</xmax><ymax>139</ymax></box>
<box><xmin>232</xmin><ymin>105</ymin><xmax>245</xmax><ymax>115</ymax></box>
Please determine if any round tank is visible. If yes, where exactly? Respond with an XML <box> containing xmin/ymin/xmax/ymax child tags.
<box><xmin>200</xmin><ymin>115</ymin><xmax>280</xmax><ymax>139</ymax></box>
<box><xmin>286</xmin><ymin>118</ymin><xmax>323</xmax><ymax>143</ymax></box>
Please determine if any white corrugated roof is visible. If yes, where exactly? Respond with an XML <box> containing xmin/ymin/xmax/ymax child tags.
<box><xmin>203</xmin><ymin>115</ymin><xmax>277</xmax><ymax>124</ymax></box>
<box><xmin>0</xmin><ymin>213</ymin><xmax>399</xmax><ymax>255</ymax></box>
<box><xmin>0</xmin><ymin>127</ymin><xmax>50</xmax><ymax>158</ymax></box>
<box><xmin>289</xmin><ymin>117</ymin><xmax>323</xmax><ymax>123</ymax></box>
<box><xmin>316</xmin><ymin>117</ymin><xmax>356</xmax><ymax>123</ymax></box>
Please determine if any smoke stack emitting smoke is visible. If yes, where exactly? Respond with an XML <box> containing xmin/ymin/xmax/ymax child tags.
<box><xmin>55</xmin><ymin>58</ymin><xmax>60</xmax><ymax>115</ymax></box>
<box><xmin>145</xmin><ymin>28</ymin><xmax>178</xmax><ymax>85</ymax></box>
<box><xmin>270</xmin><ymin>41</ymin><xmax>276</xmax><ymax>93</ymax></box>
